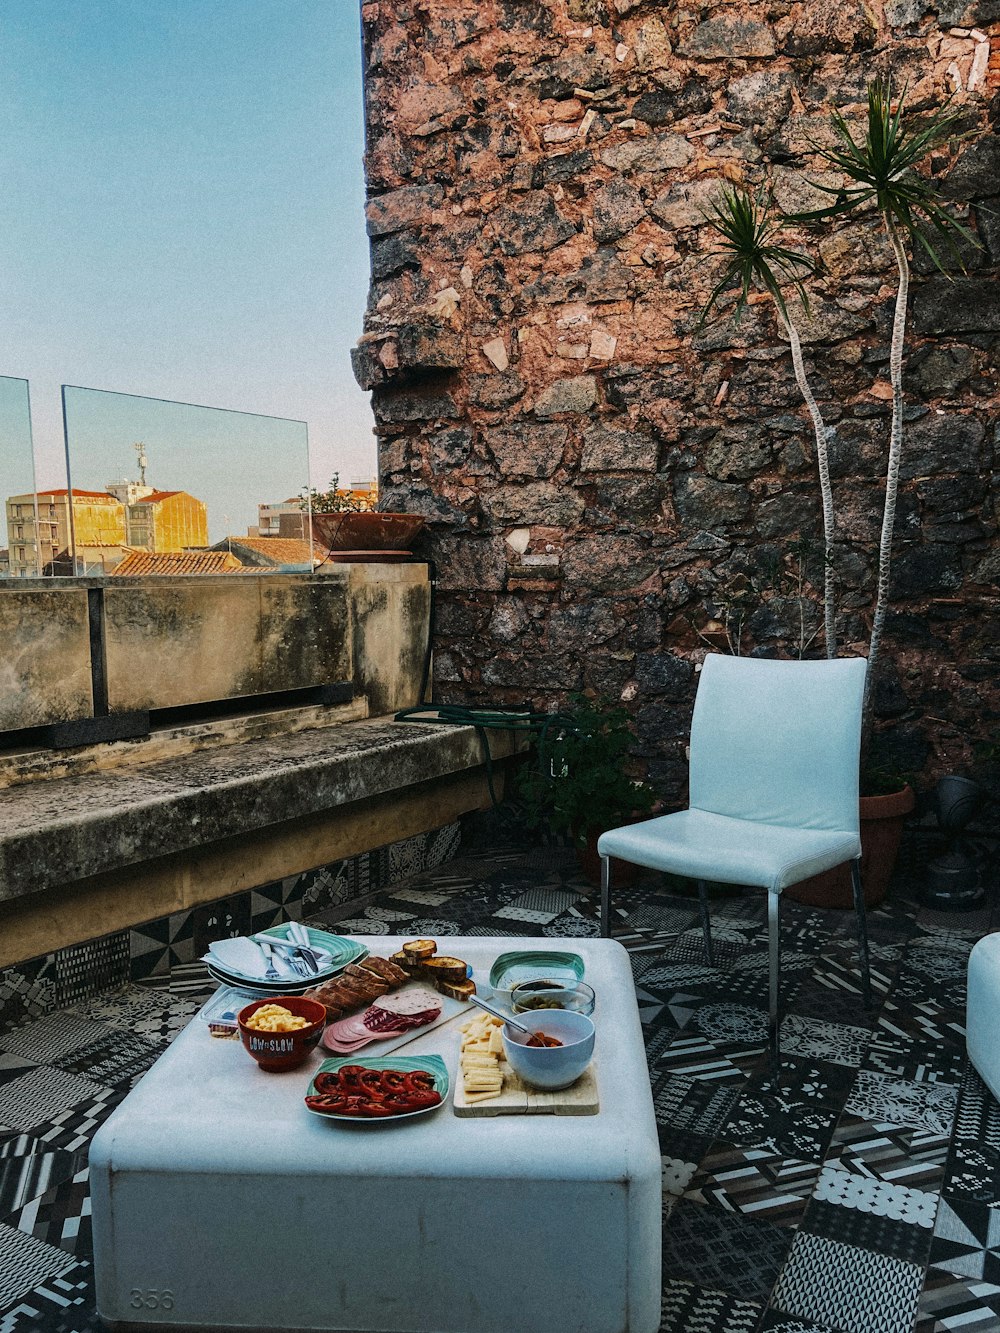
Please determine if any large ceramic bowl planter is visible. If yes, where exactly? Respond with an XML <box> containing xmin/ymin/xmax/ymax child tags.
<box><xmin>785</xmin><ymin>784</ymin><xmax>916</xmax><ymax>909</ymax></box>
<box><xmin>310</xmin><ymin>511</ymin><xmax>425</xmax><ymax>554</ymax></box>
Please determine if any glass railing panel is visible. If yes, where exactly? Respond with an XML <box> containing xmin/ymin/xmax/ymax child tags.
<box><xmin>60</xmin><ymin>386</ymin><xmax>311</xmax><ymax>576</ymax></box>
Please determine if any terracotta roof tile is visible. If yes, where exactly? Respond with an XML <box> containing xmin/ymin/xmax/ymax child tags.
<box><xmin>220</xmin><ymin>536</ymin><xmax>314</xmax><ymax>565</ymax></box>
<box><xmin>111</xmin><ymin>550</ymin><xmax>243</xmax><ymax>576</ymax></box>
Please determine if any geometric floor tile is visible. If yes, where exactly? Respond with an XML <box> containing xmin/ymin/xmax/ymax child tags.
<box><xmin>651</xmin><ymin>1034</ymin><xmax>753</xmax><ymax>1085</ymax></box>
<box><xmin>745</xmin><ymin>1054</ymin><xmax>855</xmax><ymax>1109</ymax></box>
<box><xmin>0</xmin><ymin>1070</ymin><xmax>108</xmax><ymax>1136</ymax></box>
<box><xmin>685</xmin><ymin>1146</ymin><xmax>822</xmax><ymax>1226</ymax></box>
<box><xmin>772</xmin><ymin>1231</ymin><xmax>924</xmax><ymax>1333</ymax></box>
<box><xmin>929</xmin><ymin>1197</ymin><xmax>1000</xmax><ymax>1283</ymax></box>
<box><xmin>0</xmin><ymin>1016</ymin><xmax>113</xmax><ymax>1067</ymax></box>
<box><xmin>719</xmin><ymin>1091</ymin><xmax>837</xmax><ymax>1163</ymax></box>
<box><xmin>73</xmin><ymin>986</ymin><xmax>199</xmax><ymax>1042</ymax></box>
<box><xmin>804</xmin><ymin>1194</ymin><xmax>932</xmax><ymax>1265</ymax></box>
<box><xmin>659</xmin><ymin>1278</ymin><xmax>764</xmax><ymax>1333</ymax></box>
<box><xmin>0</xmin><ymin>1257</ymin><xmax>99</xmax><ymax>1333</ymax></box>
<box><xmin>846</xmin><ymin>1070</ymin><xmax>959</xmax><ymax>1136</ymax></box>
<box><xmin>952</xmin><ymin>1065</ymin><xmax>1000</xmax><ymax>1151</ymax></box>
<box><xmin>915</xmin><ymin>1270</ymin><xmax>1000</xmax><ymax>1332</ymax></box>
<box><xmin>812</xmin><ymin>1163</ymin><xmax>937</xmax><ymax>1226</ymax></box>
<box><xmin>5</xmin><ymin>1165</ymin><xmax>91</xmax><ymax>1257</ymax></box>
<box><xmin>54</xmin><ymin>1031</ymin><xmax>166</xmax><ymax>1087</ymax></box>
<box><xmin>0</xmin><ymin>1222</ymin><xmax>76</xmax><ymax>1310</ymax></box>
<box><xmin>943</xmin><ymin>1142</ymin><xmax>1000</xmax><ymax>1204</ymax></box>
<box><xmin>663</xmin><ymin>1198</ymin><xmax>792</xmax><ymax>1304</ymax></box>
<box><xmin>804</xmin><ymin>1164</ymin><xmax>937</xmax><ymax>1264</ymax></box>
<box><xmin>0</xmin><ymin>1148</ymin><xmax>84</xmax><ymax>1220</ymax></box>
<box><xmin>825</xmin><ymin>1113</ymin><xmax>951</xmax><ymax>1192</ymax></box>
<box><xmin>761</xmin><ymin>1313</ymin><xmax>841</xmax><ymax>1333</ymax></box>
<box><xmin>33</xmin><ymin>1088</ymin><xmax>128</xmax><ymax>1153</ymax></box>
<box><xmin>653</xmin><ymin>1075</ymin><xmax>741</xmax><ymax>1140</ymax></box>
<box><xmin>778</xmin><ymin>1016</ymin><xmax>873</xmax><ymax>1069</ymax></box>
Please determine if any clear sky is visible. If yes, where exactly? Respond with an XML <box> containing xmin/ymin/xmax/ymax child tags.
<box><xmin>0</xmin><ymin>0</ymin><xmax>373</xmax><ymax>538</ymax></box>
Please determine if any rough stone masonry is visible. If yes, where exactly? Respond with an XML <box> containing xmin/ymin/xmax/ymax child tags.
<box><xmin>352</xmin><ymin>0</ymin><xmax>1000</xmax><ymax>800</ymax></box>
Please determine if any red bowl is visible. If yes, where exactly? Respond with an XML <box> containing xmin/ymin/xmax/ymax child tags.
<box><xmin>237</xmin><ymin>995</ymin><xmax>327</xmax><ymax>1072</ymax></box>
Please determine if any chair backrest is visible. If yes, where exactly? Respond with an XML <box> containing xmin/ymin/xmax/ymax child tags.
<box><xmin>689</xmin><ymin>654</ymin><xmax>866</xmax><ymax>834</ymax></box>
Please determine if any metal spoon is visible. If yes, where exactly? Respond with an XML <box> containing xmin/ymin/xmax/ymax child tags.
<box><xmin>468</xmin><ymin>993</ymin><xmax>536</xmax><ymax>1039</ymax></box>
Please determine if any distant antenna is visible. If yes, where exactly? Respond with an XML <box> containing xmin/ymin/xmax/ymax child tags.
<box><xmin>134</xmin><ymin>441</ymin><xmax>148</xmax><ymax>486</ymax></box>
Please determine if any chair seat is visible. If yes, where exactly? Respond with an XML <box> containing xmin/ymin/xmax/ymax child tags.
<box><xmin>597</xmin><ymin>808</ymin><xmax>861</xmax><ymax>893</ymax></box>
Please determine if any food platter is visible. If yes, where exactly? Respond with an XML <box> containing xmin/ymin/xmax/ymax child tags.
<box><xmin>305</xmin><ymin>1055</ymin><xmax>449</xmax><ymax>1122</ymax></box>
<box><xmin>319</xmin><ymin>979</ymin><xmax>472</xmax><ymax>1057</ymax></box>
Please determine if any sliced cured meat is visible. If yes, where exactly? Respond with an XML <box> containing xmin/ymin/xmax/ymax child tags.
<box><xmin>373</xmin><ymin>985</ymin><xmax>441</xmax><ymax>1017</ymax></box>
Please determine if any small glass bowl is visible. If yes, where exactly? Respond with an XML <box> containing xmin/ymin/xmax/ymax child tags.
<box><xmin>510</xmin><ymin>979</ymin><xmax>596</xmax><ymax>1017</ymax></box>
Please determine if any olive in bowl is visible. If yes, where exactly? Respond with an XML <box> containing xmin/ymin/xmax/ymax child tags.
<box><xmin>502</xmin><ymin>1010</ymin><xmax>595</xmax><ymax>1091</ymax></box>
<box><xmin>237</xmin><ymin>995</ymin><xmax>327</xmax><ymax>1072</ymax></box>
<box><xmin>510</xmin><ymin>979</ymin><xmax>596</xmax><ymax>1016</ymax></box>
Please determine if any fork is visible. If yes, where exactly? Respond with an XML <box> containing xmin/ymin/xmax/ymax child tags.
<box><xmin>256</xmin><ymin>940</ymin><xmax>282</xmax><ymax>982</ymax></box>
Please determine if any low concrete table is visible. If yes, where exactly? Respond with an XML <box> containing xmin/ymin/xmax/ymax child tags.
<box><xmin>91</xmin><ymin>936</ymin><xmax>661</xmax><ymax>1333</ymax></box>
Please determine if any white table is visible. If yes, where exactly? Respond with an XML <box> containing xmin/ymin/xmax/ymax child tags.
<box><xmin>90</xmin><ymin>936</ymin><xmax>661</xmax><ymax>1333</ymax></box>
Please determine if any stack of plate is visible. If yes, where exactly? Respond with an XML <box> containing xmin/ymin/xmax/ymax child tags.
<box><xmin>204</xmin><ymin>924</ymin><xmax>368</xmax><ymax>996</ymax></box>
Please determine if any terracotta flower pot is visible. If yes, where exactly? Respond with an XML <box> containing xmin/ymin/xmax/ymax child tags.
<box><xmin>785</xmin><ymin>784</ymin><xmax>916</xmax><ymax>909</ymax></box>
<box><xmin>310</xmin><ymin>512</ymin><xmax>425</xmax><ymax>553</ymax></box>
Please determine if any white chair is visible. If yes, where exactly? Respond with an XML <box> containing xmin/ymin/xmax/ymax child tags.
<box><xmin>598</xmin><ymin>653</ymin><xmax>873</xmax><ymax>1067</ymax></box>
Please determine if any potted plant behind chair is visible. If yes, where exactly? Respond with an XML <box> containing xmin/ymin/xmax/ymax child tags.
<box><xmin>780</xmin><ymin>79</ymin><xmax>977</xmax><ymax>905</ymax></box>
<box><xmin>517</xmin><ymin>696</ymin><xmax>658</xmax><ymax>885</ymax></box>
<box><xmin>698</xmin><ymin>80</ymin><xmax>978</xmax><ymax>907</ymax></box>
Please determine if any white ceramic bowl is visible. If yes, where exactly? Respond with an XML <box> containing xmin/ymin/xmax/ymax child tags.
<box><xmin>502</xmin><ymin>1010</ymin><xmax>595</xmax><ymax>1091</ymax></box>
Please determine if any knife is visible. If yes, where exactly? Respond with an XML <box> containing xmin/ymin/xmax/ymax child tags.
<box><xmin>255</xmin><ymin>933</ymin><xmax>320</xmax><ymax>974</ymax></box>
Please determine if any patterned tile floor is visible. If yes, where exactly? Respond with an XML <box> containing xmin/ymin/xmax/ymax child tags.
<box><xmin>0</xmin><ymin>827</ymin><xmax>997</xmax><ymax>1333</ymax></box>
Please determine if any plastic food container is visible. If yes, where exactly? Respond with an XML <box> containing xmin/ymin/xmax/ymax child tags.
<box><xmin>196</xmin><ymin>987</ymin><xmax>247</xmax><ymax>1039</ymax></box>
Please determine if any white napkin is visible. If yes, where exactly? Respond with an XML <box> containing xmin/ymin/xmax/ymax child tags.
<box><xmin>206</xmin><ymin>936</ymin><xmax>298</xmax><ymax>981</ymax></box>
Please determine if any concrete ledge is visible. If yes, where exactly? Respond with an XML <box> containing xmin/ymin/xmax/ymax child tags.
<box><xmin>0</xmin><ymin>717</ymin><xmax>521</xmax><ymax>907</ymax></box>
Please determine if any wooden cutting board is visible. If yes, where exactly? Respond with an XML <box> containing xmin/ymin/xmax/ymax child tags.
<box><xmin>453</xmin><ymin>1060</ymin><xmax>599</xmax><ymax>1116</ymax></box>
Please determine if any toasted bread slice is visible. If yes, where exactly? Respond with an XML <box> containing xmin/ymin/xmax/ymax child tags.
<box><xmin>402</xmin><ymin>938</ymin><xmax>437</xmax><ymax>963</ymax></box>
<box><xmin>420</xmin><ymin>955</ymin><xmax>468</xmax><ymax>984</ymax></box>
<box><xmin>389</xmin><ymin>950</ymin><xmax>420</xmax><ymax>973</ymax></box>
<box><xmin>439</xmin><ymin>977</ymin><xmax>476</xmax><ymax>1002</ymax></box>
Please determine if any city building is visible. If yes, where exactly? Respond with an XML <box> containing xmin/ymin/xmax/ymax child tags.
<box><xmin>5</xmin><ymin>489</ymin><xmax>127</xmax><ymax>577</ymax></box>
<box><xmin>255</xmin><ymin>497</ymin><xmax>306</xmax><ymax>538</ymax></box>
<box><xmin>124</xmin><ymin>490</ymin><xmax>208</xmax><ymax>553</ymax></box>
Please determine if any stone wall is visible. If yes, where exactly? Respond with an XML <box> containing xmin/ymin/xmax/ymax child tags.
<box><xmin>353</xmin><ymin>0</ymin><xmax>1000</xmax><ymax>798</ymax></box>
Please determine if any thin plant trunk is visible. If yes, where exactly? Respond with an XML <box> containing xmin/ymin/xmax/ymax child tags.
<box><xmin>864</xmin><ymin>218</ymin><xmax>909</xmax><ymax>733</ymax></box>
<box><xmin>778</xmin><ymin>308</ymin><xmax>837</xmax><ymax>658</ymax></box>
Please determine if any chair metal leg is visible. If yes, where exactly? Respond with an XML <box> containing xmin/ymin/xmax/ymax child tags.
<box><xmin>697</xmin><ymin>880</ymin><xmax>714</xmax><ymax>966</ymax></box>
<box><xmin>600</xmin><ymin>854</ymin><xmax>612</xmax><ymax>938</ymax></box>
<box><xmin>850</xmin><ymin>858</ymin><xmax>874</xmax><ymax>1010</ymax></box>
<box><xmin>768</xmin><ymin>891</ymin><xmax>781</xmax><ymax>1074</ymax></box>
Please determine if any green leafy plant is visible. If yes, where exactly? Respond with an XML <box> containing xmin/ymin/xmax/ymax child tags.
<box><xmin>699</xmin><ymin>186</ymin><xmax>838</xmax><ymax>659</ymax></box>
<box><xmin>788</xmin><ymin>79</ymin><xmax>977</xmax><ymax>728</ymax></box>
<box><xmin>300</xmin><ymin>473</ymin><xmax>367</xmax><ymax>514</ymax></box>
<box><xmin>517</xmin><ymin>697</ymin><xmax>657</xmax><ymax>846</ymax></box>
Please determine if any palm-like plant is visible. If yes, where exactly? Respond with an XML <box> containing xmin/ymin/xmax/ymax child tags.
<box><xmin>789</xmin><ymin>79</ymin><xmax>975</xmax><ymax>719</ymax></box>
<box><xmin>700</xmin><ymin>186</ymin><xmax>839</xmax><ymax>658</ymax></box>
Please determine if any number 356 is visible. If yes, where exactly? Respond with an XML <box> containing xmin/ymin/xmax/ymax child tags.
<box><xmin>129</xmin><ymin>1289</ymin><xmax>175</xmax><ymax>1311</ymax></box>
